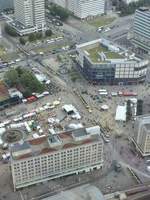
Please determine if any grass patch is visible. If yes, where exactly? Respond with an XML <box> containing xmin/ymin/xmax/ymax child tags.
<box><xmin>87</xmin><ymin>16</ymin><xmax>116</xmax><ymax>28</ymax></box>
<box><xmin>87</xmin><ymin>45</ymin><xmax>123</xmax><ymax>63</ymax></box>
<box><xmin>106</xmin><ymin>51</ymin><xmax>123</xmax><ymax>59</ymax></box>
<box><xmin>69</xmin><ymin>67</ymin><xmax>82</xmax><ymax>82</ymax></box>
<box><xmin>0</xmin><ymin>52</ymin><xmax>19</xmax><ymax>62</ymax></box>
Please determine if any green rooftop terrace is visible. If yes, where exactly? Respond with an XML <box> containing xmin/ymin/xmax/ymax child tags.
<box><xmin>86</xmin><ymin>45</ymin><xmax>124</xmax><ymax>63</ymax></box>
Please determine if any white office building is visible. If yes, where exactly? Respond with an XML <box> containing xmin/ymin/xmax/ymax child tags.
<box><xmin>10</xmin><ymin>126</ymin><xmax>103</xmax><ymax>190</ymax></box>
<box><xmin>13</xmin><ymin>0</ymin><xmax>46</xmax><ymax>35</ymax></box>
<box><xmin>132</xmin><ymin>7</ymin><xmax>150</xmax><ymax>54</ymax></box>
<box><xmin>50</xmin><ymin>0</ymin><xmax>105</xmax><ymax>19</ymax></box>
<box><xmin>132</xmin><ymin>115</ymin><xmax>150</xmax><ymax>156</ymax></box>
<box><xmin>123</xmin><ymin>0</ymin><xmax>138</xmax><ymax>4</ymax></box>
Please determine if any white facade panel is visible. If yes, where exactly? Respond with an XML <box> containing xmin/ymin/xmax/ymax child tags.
<box><xmin>51</xmin><ymin>0</ymin><xmax>105</xmax><ymax>18</ymax></box>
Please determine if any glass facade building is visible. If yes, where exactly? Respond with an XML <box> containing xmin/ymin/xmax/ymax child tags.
<box><xmin>132</xmin><ymin>8</ymin><xmax>150</xmax><ymax>54</ymax></box>
<box><xmin>76</xmin><ymin>39</ymin><xmax>149</xmax><ymax>85</ymax></box>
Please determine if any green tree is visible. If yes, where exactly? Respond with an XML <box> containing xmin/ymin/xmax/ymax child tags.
<box><xmin>36</xmin><ymin>32</ymin><xmax>42</xmax><ymax>40</ymax></box>
<box><xmin>28</xmin><ymin>33</ymin><xmax>36</xmax><ymax>42</ymax></box>
<box><xmin>4</xmin><ymin>67</ymin><xmax>45</xmax><ymax>97</ymax></box>
<box><xmin>4</xmin><ymin>24</ymin><xmax>18</xmax><ymax>37</ymax></box>
<box><xmin>19</xmin><ymin>37</ymin><xmax>26</xmax><ymax>45</ymax></box>
<box><xmin>22</xmin><ymin>88</ymin><xmax>32</xmax><ymax>98</ymax></box>
<box><xmin>45</xmin><ymin>29</ymin><xmax>53</xmax><ymax>37</ymax></box>
<box><xmin>19</xmin><ymin>70</ymin><xmax>45</xmax><ymax>93</ymax></box>
<box><xmin>116</xmin><ymin>0</ymin><xmax>150</xmax><ymax>16</ymax></box>
<box><xmin>49</xmin><ymin>4</ymin><xmax>69</xmax><ymax>21</ymax></box>
<box><xmin>4</xmin><ymin>68</ymin><xmax>19</xmax><ymax>86</ymax></box>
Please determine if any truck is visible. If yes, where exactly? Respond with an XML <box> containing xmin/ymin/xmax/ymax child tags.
<box><xmin>27</xmin><ymin>96</ymin><xmax>37</xmax><ymax>103</ymax></box>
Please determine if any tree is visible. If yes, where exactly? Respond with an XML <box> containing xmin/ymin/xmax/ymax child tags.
<box><xmin>28</xmin><ymin>33</ymin><xmax>36</xmax><ymax>42</ymax></box>
<box><xmin>4</xmin><ymin>69</ymin><xmax>19</xmax><ymax>87</ymax></box>
<box><xmin>22</xmin><ymin>88</ymin><xmax>32</xmax><ymax>98</ymax></box>
<box><xmin>36</xmin><ymin>32</ymin><xmax>42</xmax><ymax>40</ymax></box>
<box><xmin>4</xmin><ymin>24</ymin><xmax>18</xmax><ymax>37</ymax></box>
<box><xmin>45</xmin><ymin>29</ymin><xmax>53</xmax><ymax>37</ymax></box>
<box><xmin>19</xmin><ymin>70</ymin><xmax>45</xmax><ymax>93</ymax></box>
<box><xmin>116</xmin><ymin>0</ymin><xmax>150</xmax><ymax>16</ymax></box>
<box><xmin>126</xmin><ymin>100</ymin><xmax>132</xmax><ymax>121</ymax></box>
<box><xmin>4</xmin><ymin>67</ymin><xmax>45</xmax><ymax>97</ymax></box>
<box><xmin>49</xmin><ymin>4</ymin><xmax>69</xmax><ymax>21</ymax></box>
<box><xmin>19</xmin><ymin>37</ymin><xmax>26</xmax><ymax>45</ymax></box>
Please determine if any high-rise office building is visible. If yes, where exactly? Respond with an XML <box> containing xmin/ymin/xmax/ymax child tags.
<box><xmin>132</xmin><ymin>115</ymin><xmax>150</xmax><ymax>156</ymax></box>
<box><xmin>14</xmin><ymin>0</ymin><xmax>34</xmax><ymax>27</ymax></box>
<box><xmin>13</xmin><ymin>0</ymin><xmax>46</xmax><ymax>34</ymax></box>
<box><xmin>50</xmin><ymin>0</ymin><xmax>105</xmax><ymax>19</ymax></box>
<box><xmin>10</xmin><ymin>126</ymin><xmax>103</xmax><ymax>191</ymax></box>
<box><xmin>132</xmin><ymin>7</ymin><xmax>150</xmax><ymax>54</ymax></box>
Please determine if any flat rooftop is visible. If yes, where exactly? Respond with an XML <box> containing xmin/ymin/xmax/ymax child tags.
<box><xmin>86</xmin><ymin>45</ymin><xmax>124</xmax><ymax>63</ymax></box>
<box><xmin>10</xmin><ymin>126</ymin><xmax>102</xmax><ymax>161</ymax></box>
<box><xmin>77</xmin><ymin>39</ymin><xmax>125</xmax><ymax>64</ymax></box>
<box><xmin>138</xmin><ymin>7</ymin><xmax>150</xmax><ymax>13</ymax></box>
<box><xmin>76</xmin><ymin>38</ymin><xmax>144</xmax><ymax>64</ymax></box>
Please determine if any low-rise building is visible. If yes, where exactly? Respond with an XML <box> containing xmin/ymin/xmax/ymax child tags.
<box><xmin>10</xmin><ymin>126</ymin><xmax>103</xmax><ymax>190</ymax></box>
<box><xmin>132</xmin><ymin>115</ymin><xmax>150</xmax><ymax>156</ymax></box>
<box><xmin>8</xmin><ymin>88</ymin><xmax>23</xmax><ymax>99</ymax></box>
<box><xmin>76</xmin><ymin>38</ymin><xmax>149</xmax><ymax>85</ymax></box>
<box><xmin>0</xmin><ymin>82</ymin><xmax>22</xmax><ymax>110</ymax></box>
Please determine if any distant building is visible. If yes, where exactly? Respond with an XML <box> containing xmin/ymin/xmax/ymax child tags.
<box><xmin>8</xmin><ymin>88</ymin><xmax>23</xmax><ymax>99</ymax></box>
<box><xmin>76</xmin><ymin>38</ymin><xmax>149</xmax><ymax>85</ymax></box>
<box><xmin>50</xmin><ymin>0</ymin><xmax>105</xmax><ymax>19</ymax></box>
<box><xmin>10</xmin><ymin>126</ymin><xmax>103</xmax><ymax>191</ymax></box>
<box><xmin>0</xmin><ymin>24</ymin><xmax>2</xmax><ymax>38</ymax></box>
<box><xmin>132</xmin><ymin>7</ymin><xmax>150</xmax><ymax>54</ymax></box>
<box><xmin>11</xmin><ymin>0</ymin><xmax>46</xmax><ymax>35</ymax></box>
<box><xmin>123</xmin><ymin>0</ymin><xmax>138</xmax><ymax>4</ymax></box>
<box><xmin>132</xmin><ymin>115</ymin><xmax>150</xmax><ymax>156</ymax></box>
<box><xmin>42</xmin><ymin>184</ymin><xmax>105</xmax><ymax>200</ymax></box>
<box><xmin>0</xmin><ymin>82</ymin><xmax>22</xmax><ymax>110</ymax></box>
<box><xmin>0</xmin><ymin>0</ymin><xmax>14</xmax><ymax>12</ymax></box>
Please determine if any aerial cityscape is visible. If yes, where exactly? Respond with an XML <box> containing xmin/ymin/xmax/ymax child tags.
<box><xmin>0</xmin><ymin>0</ymin><xmax>150</xmax><ymax>199</ymax></box>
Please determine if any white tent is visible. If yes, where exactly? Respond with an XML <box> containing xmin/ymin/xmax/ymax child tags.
<box><xmin>101</xmin><ymin>105</ymin><xmax>109</xmax><ymax>110</ymax></box>
<box><xmin>115</xmin><ymin>105</ymin><xmax>126</xmax><ymax>121</ymax></box>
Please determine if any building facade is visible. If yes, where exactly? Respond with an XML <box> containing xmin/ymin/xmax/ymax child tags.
<box><xmin>122</xmin><ymin>0</ymin><xmax>138</xmax><ymax>4</ymax></box>
<box><xmin>14</xmin><ymin>0</ymin><xmax>34</xmax><ymax>27</ymax></box>
<box><xmin>10</xmin><ymin>126</ymin><xmax>103</xmax><ymax>190</ymax></box>
<box><xmin>76</xmin><ymin>38</ymin><xmax>149</xmax><ymax>85</ymax></box>
<box><xmin>133</xmin><ymin>115</ymin><xmax>150</xmax><ymax>156</ymax></box>
<box><xmin>13</xmin><ymin>0</ymin><xmax>46</xmax><ymax>35</ymax></box>
<box><xmin>132</xmin><ymin>7</ymin><xmax>150</xmax><ymax>54</ymax></box>
<box><xmin>50</xmin><ymin>0</ymin><xmax>105</xmax><ymax>19</ymax></box>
